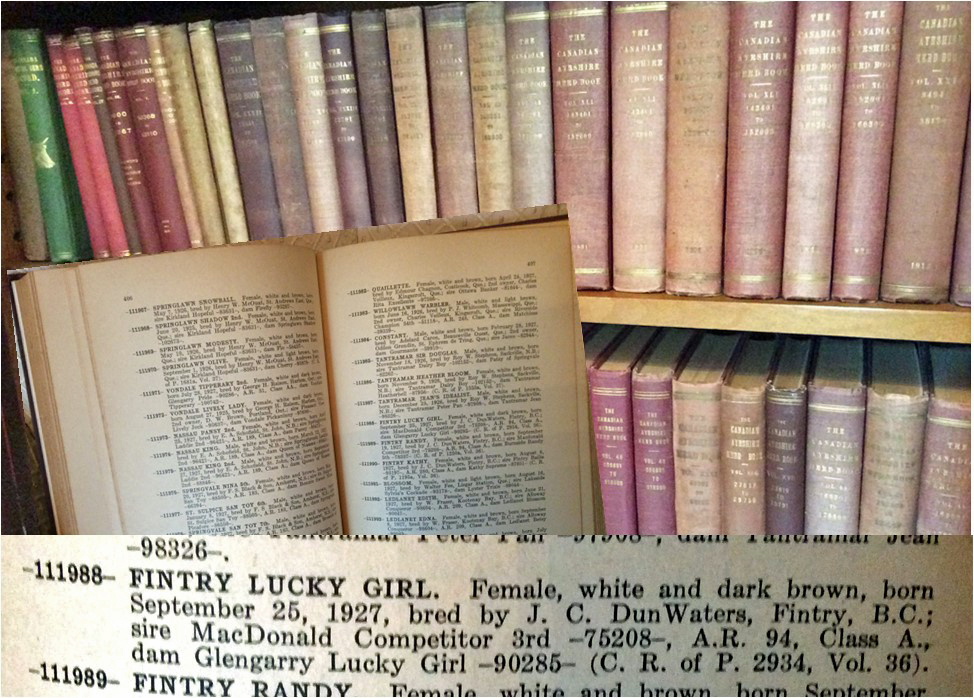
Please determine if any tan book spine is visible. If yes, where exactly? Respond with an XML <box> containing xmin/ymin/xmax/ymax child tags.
<box><xmin>672</xmin><ymin>380</ymin><xmax>722</xmax><ymax>533</ymax></box>
<box><xmin>188</xmin><ymin>21</ymin><xmax>248</xmax><ymax>244</ymax></box>
<box><xmin>721</xmin><ymin>383</ymin><xmax>766</xmax><ymax>534</ymax></box>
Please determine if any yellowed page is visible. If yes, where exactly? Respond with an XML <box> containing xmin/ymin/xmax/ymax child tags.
<box><xmin>322</xmin><ymin>223</ymin><xmax>586</xmax><ymax>533</ymax></box>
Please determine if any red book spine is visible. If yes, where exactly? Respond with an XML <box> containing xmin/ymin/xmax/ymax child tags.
<box><xmin>916</xmin><ymin>398</ymin><xmax>971</xmax><ymax>534</ymax></box>
<box><xmin>589</xmin><ymin>368</ymin><xmax>638</xmax><ymax>534</ymax></box>
<box><xmin>631</xmin><ymin>373</ymin><xmax>676</xmax><ymax>534</ymax></box>
<box><xmin>831</xmin><ymin>2</ymin><xmax>904</xmax><ymax>302</ymax></box>
<box><xmin>551</xmin><ymin>2</ymin><xmax>611</xmax><ymax>290</ymax></box>
<box><xmin>46</xmin><ymin>35</ymin><xmax>110</xmax><ymax>259</ymax></box>
<box><xmin>672</xmin><ymin>381</ymin><xmax>722</xmax><ymax>533</ymax></box>
<box><xmin>611</xmin><ymin>2</ymin><xmax>668</xmax><ymax>293</ymax></box>
<box><xmin>721</xmin><ymin>384</ymin><xmax>766</xmax><ymax>534</ymax></box>
<box><xmin>724</xmin><ymin>3</ymin><xmax>796</xmax><ymax>299</ymax></box>
<box><xmin>765</xmin><ymin>388</ymin><xmax>807</xmax><ymax>535</ymax></box>
<box><xmin>952</xmin><ymin>124</ymin><xmax>971</xmax><ymax>307</ymax></box>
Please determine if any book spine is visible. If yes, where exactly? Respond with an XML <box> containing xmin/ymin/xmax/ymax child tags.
<box><xmin>951</xmin><ymin>124</ymin><xmax>971</xmax><ymax>306</ymax></box>
<box><xmin>805</xmin><ymin>385</ymin><xmax>866</xmax><ymax>534</ymax></box>
<box><xmin>467</xmin><ymin>2</ymin><xmax>514</xmax><ymax>213</ymax></box>
<box><xmin>92</xmin><ymin>30</ymin><xmax>168</xmax><ymax>254</ymax></box>
<box><xmin>45</xmin><ymin>35</ymin><xmax>109</xmax><ymax>258</ymax></box>
<box><xmin>672</xmin><ymin>380</ymin><xmax>722</xmax><ymax>533</ymax></box>
<box><xmin>188</xmin><ymin>21</ymin><xmax>248</xmax><ymax>244</ymax></box>
<box><xmin>213</xmin><ymin>21</ymin><xmax>284</xmax><ymax>240</ymax></box>
<box><xmin>282</xmin><ymin>13</ymin><xmax>343</xmax><ymax>233</ymax></box>
<box><xmin>631</xmin><ymin>373</ymin><xmax>676</xmax><ymax>534</ymax></box>
<box><xmin>351</xmin><ymin>11</ymin><xmax>406</xmax><ymax>225</ymax></box>
<box><xmin>589</xmin><ymin>369</ymin><xmax>638</xmax><ymax>534</ymax></box>
<box><xmin>161</xmin><ymin>24</ymin><xmax>228</xmax><ymax>246</ymax></box>
<box><xmin>424</xmin><ymin>3</ymin><xmax>479</xmax><ymax>218</ymax></box>
<box><xmin>320</xmin><ymin>13</ymin><xmax>374</xmax><ymax>228</ymax></box>
<box><xmin>117</xmin><ymin>27</ymin><xmax>194</xmax><ymax>252</ymax></box>
<box><xmin>551</xmin><ymin>2</ymin><xmax>611</xmax><ymax>290</ymax></box>
<box><xmin>881</xmin><ymin>2</ymin><xmax>971</xmax><ymax>303</ymax></box>
<box><xmin>765</xmin><ymin>387</ymin><xmax>807</xmax><ymax>535</ymax></box>
<box><xmin>831</xmin><ymin>2</ymin><xmax>904</xmax><ymax>302</ymax></box>
<box><xmin>505</xmin><ymin>2</ymin><xmax>554</xmax><ymax>209</ymax></box>
<box><xmin>721</xmin><ymin>384</ymin><xmax>766</xmax><ymax>534</ymax></box>
<box><xmin>611</xmin><ymin>2</ymin><xmax>668</xmax><ymax>293</ymax></box>
<box><xmin>251</xmin><ymin>17</ymin><xmax>315</xmax><ymax>237</ymax></box>
<box><xmin>664</xmin><ymin>2</ymin><xmax>729</xmax><ymax>296</ymax></box>
<box><xmin>387</xmin><ymin>7</ymin><xmax>438</xmax><ymax>222</ymax></box>
<box><xmin>915</xmin><ymin>397</ymin><xmax>971</xmax><ymax>534</ymax></box>
<box><xmin>782</xmin><ymin>3</ymin><xmax>849</xmax><ymax>300</ymax></box>
<box><xmin>724</xmin><ymin>3</ymin><xmax>796</xmax><ymax>299</ymax></box>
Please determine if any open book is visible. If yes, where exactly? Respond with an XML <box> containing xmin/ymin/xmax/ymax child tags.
<box><xmin>12</xmin><ymin>205</ymin><xmax>597</xmax><ymax>534</ymax></box>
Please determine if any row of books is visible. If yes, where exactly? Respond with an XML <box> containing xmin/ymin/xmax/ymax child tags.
<box><xmin>584</xmin><ymin>324</ymin><xmax>971</xmax><ymax>536</ymax></box>
<box><xmin>4</xmin><ymin>2</ymin><xmax>971</xmax><ymax>305</ymax></box>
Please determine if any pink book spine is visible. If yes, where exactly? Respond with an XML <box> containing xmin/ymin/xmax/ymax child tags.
<box><xmin>631</xmin><ymin>373</ymin><xmax>676</xmax><ymax>534</ymax></box>
<box><xmin>589</xmin><ymin>368</ymin><xmax>638</xmax><ymax>534</ymax></box>
<box><xmin>765</xmin><ymin>389</ymin><xmax>807</xmax><ymax>534</ymax></box>
<box><xmin>805</xmin><ymin>385</ymin><xmax>866</xmax><ymax>534</ymax></box>
<box><xmin>951</xmin><ymin>125</ymin><xmax>971</xmax><ymax>307</ymax></box>
<box><xmin>721</xmin><ymin>385</ymin><xmax>766</xmax><ymax>534</ymax></box>
<box><xmin>672</xmin><ymin>380</ymin><xmax>722</xmax><ymax>533</ymax></box>
<box><xmin>916</xmin><ymin>398</ymin><xmax>971</xmax><ymax>534</ymax></box>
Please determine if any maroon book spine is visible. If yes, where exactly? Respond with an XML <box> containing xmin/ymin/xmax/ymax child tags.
<box><xmin>611</xmin><ymin>2</ymin><xmax>668</xmax><ymax>293</ymax></box>
<box><xmin>765</xmin><ymin>387</ymin><xmax>807</xmax><ymax>535</ymax></box>
<box><xmin>551</xmin><ymin>2</ymin><xmax>611</xmax><ymax>290</ymax></box>
<box><xmin>589</xmin><ymin>368</ymin><xmax>638</xmax><ymax>534</ymax></box>
<box><xmin>724</xmin><ymin>2</ymin><xmax>796</xmax><ymax>299</ymax></box>
<box><xmin>115</xmin><ymin>27</ymin><xmax>192</xmax><ymax>252</ymax></box>
<box><xmin>916</xmin><ymin>398</ymin><xmax>971</xmax><ymax>534</ymax></box>
<box><xmin>831</xmin><ymin>2</ymin><xmax>904</xmax><ymax>302</ymax></box>
<box><xmin>631</xmin><ymin>372</ymin><xmax>676</xmax><ymax>534</ymax></box>
<box><xmin>951</xmin><ymin>123</ymin><xmax>971</xmax><ymax>307</ymax></box>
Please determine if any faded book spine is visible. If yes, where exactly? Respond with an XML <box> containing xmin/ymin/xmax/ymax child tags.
<box><xmin>320</xmin><ymin>13</ymin><xmax>373</xmax><ymax>228</ymax></box>
<box><xmin>589</xmin><ymin>370</ymin><xmax>638</xmax><ymax>534</ymax></box>
<box><xmin>859</xmin><ymin>389</ymin><xmax>929</xmax><ymax>534</ymax></box>
<box><xmin>387</xmin><ymin>7</ymin><xmax>438</xmax><ymax>222</ymax></box>
<box><xmin>632</xmin><ymin>373</ymin><xmax>676</xmax><ymax>534</ymax></box>
<box><xmin>664</xmin><ymin>2</ymin><xmax>729</xmax><ymax>296</ymax></box>
<box><xmin>915</xmin><ymin>399</ymin><xmax>971</xmax><ymax>534</ymax></box>
<box><xmin>505</xmin><ymin>2</ymin><xmax>554</xmax><ymax>209</ymax></box>
<box><xmin>881</xmin><ymin>2</ymin><xmax>971</xmax><ymax>303</ymax></box>
<box><xmin>672</xmin><ymin>381</ymin><xmax>722</xmax><ymax>533</ymax></box>
<box><xmin>782</xmin><ymin>3</ymin><xmax>849</xmax><ymax>300</ymax></box>
<box><xmin>721</xmin><ymin>385</ymin><xmax>766</xmax><ymax>534</ymax></box>
<box><xmin>951</xmin><ymin>125</ymin><xmax>971</xmax><ymax>307</ymax></box>
<box><xmin>283</xmin><ymin>13</ymin><xmax>343</xmax><ymax>233</ymax></box>
<box><xmin>213</xmin><ymin>21</ymin><xmax>284</xmax><ymax>240</ymax></box>
<box><xmin>425</xmin><ymin>3</ymin><xmax>479</xmax><ymax>218</ymax></box>
<box><xmin>611</xmin><ymin>2</ymin><xmax>667</xmax><ymax>293</ymax></box>
<box><xmin>805</xmin><ymin>386</ymin><xmax>866</xmax><ymax>534</ymax></box>
<box><xmin>351</xmin><ymin>11</ymin><xmax>406</xmax><ymax>225</ymax></box>
<box><xmin>765</xmin><ymin>388</ymin><xmax>807</xmax><ymax>535</ymax></box>
<box><xmin>188</xmin><ymin>21</ymin><xmax>248</xmax><ymax>244</ymax></box>
<box><xmin>551</xmin><ymin>2</ymin><xmax>611</xmax><ymax>290</ymax></box>
<box><xmin>831</xmin><ymin>2</ymin><xmax>904</xmax><ymax>302</ymax></box>
<box><xmin>724</xmin><ymin>2</ymin><xmax>796</xmax><ymax>299</ymax></box>
<box><xmin>467</xmin><ymin>2</ymin><xmax>514</xmax><ymax>213</ymax></box>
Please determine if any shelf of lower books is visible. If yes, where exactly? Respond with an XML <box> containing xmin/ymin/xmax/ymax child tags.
<box><xmin>578</xmin><ymin>292</ymin><xmax>972</xmax><ymax>345</ymax></box>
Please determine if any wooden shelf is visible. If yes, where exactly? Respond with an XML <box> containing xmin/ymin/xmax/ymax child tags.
<box><xmin>578</xmin><ymin>292</ymin><xmax>971</xmax><ymax>344</ymax></box>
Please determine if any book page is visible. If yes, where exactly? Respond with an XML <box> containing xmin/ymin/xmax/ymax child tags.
<box><xmin>321</xmin><ymin>222</ymin><xmax>587</xmax><ymax>533</ymax></box>
<box><xmin>61</xmin><ymin>244</ymin><xmax>342</xmax><ymax>533</ymax></box>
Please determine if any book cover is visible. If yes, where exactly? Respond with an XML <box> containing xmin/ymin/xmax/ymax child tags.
<box><xmin>951</xmin><ymin>123</ymin><xmax>971</xmax><ymax>307</ymax></box>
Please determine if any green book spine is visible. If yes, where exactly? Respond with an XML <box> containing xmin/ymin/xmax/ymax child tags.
<box><xmin>5</xmin><ymin>29</ymin><xmax>91</xmax><ymax>262</ymax></box>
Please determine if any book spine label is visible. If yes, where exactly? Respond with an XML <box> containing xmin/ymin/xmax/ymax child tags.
<box><xmin>92</xmin><ymin>31</ymin><xmax>166</xmax><ymax>254</ymax></box>
<box><xmin>631</xmin><ymin>373</ymin><xmax>676</xmax><ymax>534</ymax></box>
<box><xmin>282</xmin><ymin>14</ymin><xmax>343</xmax><ymax>234</ymax></box>
<box><xmin>672</xmin><ymin>380</ymin><xmax>722</xmax><ymax>533</ymax></box>
<box><xmin>320</xmin><ymin>14</ymin><xmax>374</xmax><ymax>229</ymax></box>
<box><xmin>467</xmin><ymin>2</ymin><xmax>514</xmax><ymax>213</ymax></box>
<box><xmin>188</xmin><ymin>21</ymin><xmax>249</xmax><ymax>244</ymax></box>
<box><xmin>782</xmin><ymin>3</ymin><xmax>849</xmax><ymax>300</ymax></box>
<box><xmin>611</xmin><ymin>2</ymin><xmax>667</xmax><ymax>293</ymax></box>
<box><xmin>589</xmin><ymin>369</ymin><xmax>638</xmax><ymax>534</ymax></box>
<box><xmin>505</xmin><ymin>2</ymin><xmax>554</xmax><ymax>209</ymax></box>
<box><xmin>213</xmin><ymin>21</ymin><xmax>284</xmax><ymax>240</ymax></box>
<box><xmin>424</xmin><ymin>3</ymin><xmax>479</xmax><ymax>218</ymax></box>
<box><xmin>721</xmin><ymin>385</ymin><xmax>766</xmax><ymax>534</ymax></box>
<box><xmin>724</xmin><ymin>3</ymin><xmax>796</xmax><ymax>299</ymax></box>
<box><xmin>805</xmin><ymin>385</ymin><xmax>866</xmax><ymax>534</ymax></box>
<box><xmin>387</xmin><ymin>7</ymin><xmax>439</xmax><ymax>222</ymax></box>
<box><xmin>882</xmin><ymin>2</ymin><xmax>971</xmax><ymax>303</ymax></box>
<box><xmin>951</xmin><ymin>123</ymin><xmax>971</xmax><ymax>306</ymax></box>
<box><xmin>551</xmin><ymin>2</ymin><xmax>611</xmax><ymax>290</ymax></box>
<box><xmin>765</xmin><ymin>388</ymin><xmax>807</xmax><ymax>535</ymax></box>
<box><xmin>664</xmin><ymin>2</ymin><xmax>729</xmax><ymax>296</ymax></box>
<box><xmin>831</xmin><ymin>2</ymin><xmax>904</xmax><ymax>302</ymax></box>
<box><xmin>916</xmin><ymin>398</ymin><xmax>971</xmax><ymax>534</ymax></box>
<box><xmin>351</xmin><ymin>11</ymin><xmax>406</xmax><ymax>225</ymax></box>
<box><xmin>251</xmin><ymin>17</ymin><xmax>315</xmax><ymax>237</ymax></box>
<box><xmin>117</xmin><ymin>27</ymin><xmax>194</xmax><ymax>252</ymax></box>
